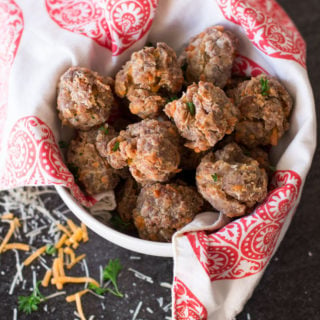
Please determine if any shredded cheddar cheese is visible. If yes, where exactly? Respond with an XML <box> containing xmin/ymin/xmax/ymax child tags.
<box><xmin>67</xmin><ymin>254</ymin><xmax>86</xmax><ymax>270</ymax></box>
<box><xmin>51</xmin><ymin>276</ymin><xmax>99</xmax><ymax>287</ymax></box>
<box><xmin>66</xmin><ymin>289</ymin><xmax>89</xmax><ymax>303</ymax></box>
<box><xmin>58</xmin><ymin>248</ymin><xmax>65</xmax><ymax>277</ymax></box>
<box><xmin>67</xmin><ymin>219</ymin><xmax>78</xmax><ymax>233</ymax></box>
<box><xmin>55</xmin><ymin>233</ymin><xmax>68</xmax><ymax>249</ymax></box>
<box><xmin>52</xmin><ymin>258</ymin><xmax>63</xmax><ymax>290</ymax></box>
<box><xmin>1</xmin><ymin>213</ymin><xmax>14</xmax><ymax>220</ymax></box>
<box><xmin>42</xmin><ymin>269</ymin><xmax>52</xmax><ymax>287</ymax></box>
<box><xmin>23</xmin><ymin>245</ymin><xmax>47</xmax><ymax>266</ymax></box>
<box><xmin>64</xmin><ymin>247</ymin><xmax>75</xmax><ymax>262</ymax></box>
<box><xmin>0</xmin><ymin>217</ymin><xmax>20</xmax><ymax>253</ymax></box>
<box><xmin>81</xmin><ymin>223</ymin><xmax>89</xmax><ymax>242</ymax></box>
<box><xmin>57</xmin><ymin>223</ymin><xmax>72</xmax><ymax>237</ymax></box>
<box><xmin>3</xmin><ymin>243</ymin><xmax>30</xmax><ymax>252</ymax></box>
<box><xmin>75</xmin><ymin>292</ymin><xmax>86</xmax><ymax>320</ymax></box>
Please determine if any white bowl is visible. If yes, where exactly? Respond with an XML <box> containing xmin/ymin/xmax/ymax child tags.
<box><xmin>55</xmin><ymin>186</ymin><xmax>173</xmax><ymax>257</ymax></box>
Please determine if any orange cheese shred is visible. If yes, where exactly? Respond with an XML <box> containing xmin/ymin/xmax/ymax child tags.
<box><xmin>55</xmin><ymin>233</ymin><xmax>68</xmax><ymax>249</ymax></box>
<box><xmin>75</xmin><ymin>292</ymin><xmax>86</xmax><ymax>320</ymax></box>
<box><xmin>67</xmin><ymin>219</ymin><xmax>78</xmax><ymax>233</ymax></box>
<box><xmin>56</xmin><ymin>223</ymin><xmax>72</xmax><ymax>237</ymax></box>
<box><xmin>64</xmin><ymin>247</ymin><xmax>75</xmax><ymax>262</ymax></box>
<box><xmin>67</xmin><ymin>254</ymin><xmax>86</xmax><ymax>270</ymax></box>
<box><xmin>42</xmin><ymin>269</ymin><xmax>52</xmax><ymax>287</ymax></box>
<box><xmin>51</xmin><ymin>276</ymin><xmax>99</xmax><ymax>288</ymax></box>
<box><xmin>0</xmin><ymin>218</ymin><xmax>20</xmax><ymax>253</ymax></box>
<box><xmin>3</xmin><ymin>243</ymin><xmax>30</xmax><ymax>252</ymax></box>
<box><xmin>1</xmin><ymin>213</ymin><xmax>14</xmax><ymax>220</ymax></box>
<box><xmin>58</xmin><ymin>248</ymin><xmax>65</xmax><ymax>277</ymax></box>
<box><xmin>81</xmin><ymin>223</ymin><xmax>89</xmax><ymax>242</ymax></box>
<box><xmin>52</xmin><ymin>258</ymin><xmax>63</xmax><ymax>290</ymax></box>
<box><xmin>66</xmin><ymin>289</ymin><xmax>89</xmax><ymax>303</ymax></box>
<box><xmin>23</xmin><ymin>245</ymin><xmax>46</xmax><ymax>266</ymax></box>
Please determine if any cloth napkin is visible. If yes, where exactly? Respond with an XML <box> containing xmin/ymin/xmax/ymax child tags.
<box><xmin>0</xmin><ymin>0</ymin><xmax>316</xmax><ymax>319</ymax></box>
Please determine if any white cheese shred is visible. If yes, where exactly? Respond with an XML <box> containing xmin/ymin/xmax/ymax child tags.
<box><xmin>131</xmin><ymin>301</ymin><xmax>143</xmax><ymax>320</ymax></box>
<box><xmin>128</xmin><ymin>268</ymin><xmax>154</xmax><ymax>284</ymax></box>
<box><xmin>12</xmin><ymin>308</ymin><xmax>17</xmax><ymax>320</ymax></box>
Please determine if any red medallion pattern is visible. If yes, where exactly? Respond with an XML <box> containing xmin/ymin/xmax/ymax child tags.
<box><xmin>187</xmin><ymin>171</ymin><xmax>301</xmax><ymax>281</ymax></box>
<box><xmin>0</xmin><ymin>0</ymin><xmax>24</xmax><ymax>152</ymax></box>
<box><xmin>0</xmin><ymin>116</ymin><xmax>96</xmax><ymax>207</ymax></box>
<box><xmin>232</xmin><ymin>54</ymin><xmax>268</xmax><ymax>77</ymax></box>
<box><xmin>173</xmin><ymin>277</ymin><xmax>208</xmax><ymax>320</ymax></box>
<box><xmin>216</xmin><ymin>0</ymin><xmax>306</xmax><ymax>67</ymax></box>
<box><xmin>45</xmin><ymin>0</ymin><xmax>158</xmax><ymax>55</ymax></box>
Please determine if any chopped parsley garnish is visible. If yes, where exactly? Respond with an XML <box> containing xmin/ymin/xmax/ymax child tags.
<box><xmin>99</xmin><ymin>126</ymin><xmax>109</xmax><ymax>135</ymax></box>
<box><xmin>110</xmin><ymin>215</ymin><xmax>131</xmax><ymax>232</ymax></box>
<box><xmin>146</xmin><ymin>42</ymin><xmax>155</xmax><ymax>47</ymax></box>
<box><xmin>112</xmin><ymin>141</ymin><xmax>120</xmax><ymax>152</ymax></box>
<box><xmin>67</xmin><ymin>163</ymin><xmax>79</xmax><ymax>183</ymax></box>
<box><xmin>103</xmin><ymin>259</ymin><xmax>123</xmax><ymax>297</ymax></box>
<box><xmin>186</xmin><ymin>101</ymin><xmax>195</xmax><ymax>116</ymax></box>
<box><xmin>269</xmin><ymin>165</ymin><xmax>277</xmax><ymax>172</ymax></box>
<box><xmin>58</xmin><ymin>140</ymin><xmax>68</xmax><ymax>149</ymax></box>
<box><xmin>211</xmin><ymin>173</ymin><xmax>218</xmax><ymax>182</ymax></box>
<box><xmin>45</xmin><ymin>244</ymin><xmax>56</xmax><ymax>255</ymax></box>
<box><xmin>167</xmin><ymin>96</ymin><xmax>178</xmax><ymax>103</ymax></box>
<box><xmin>88</xmin><ymin>283</ymin><xmax>108</xmax><ymax>296</ymax></box>
<box><xmin>18</xmin><ymin>281</ymin><xmax>44</xmax><ymax>314</ymax></box>
<box><xmin>181</xmin><ymin>62</ymin><xmax>188</xmax><ymax>73</ymax></box>
<box><xmin>260</xmin><ymin>77</ymin><xmax>270</xmax><ymax>96</ymax></box>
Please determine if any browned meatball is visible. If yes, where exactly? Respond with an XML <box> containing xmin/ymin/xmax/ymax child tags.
<box><xmin>179</xmin><ymin>25</ymin><xmax>238</xmax><ymax>88</ymax></box>
<box><xmin>57</xmin><ymin>67</ymin><xmax>115</xmax><ymax>130</ymax></box>
<box><xmin>106</xmin><ymin>119</ymin><xmax>181</xmax><ymax>184</ymax></box>
<box><xmin>196</xmin><ymin>143</ymin><xmax>268</xmax><ymax>217</ymax></box>
<box><xmin>115</xmin><ymin>43</ymin><xmax>184</xmax><ymax>119</ymax></box>
<box><xmin>228</xmin><ymin>74</ymin><xmax>293</xmax><ymax>148</ymax></box>
<box><xmin>133</xmin><ymin>183</ymin><xmax>203</xmax><ymax>242</ymax></box>
<box><xmin>164</xmin><ymin>81</ymin><xmax>239</xmax><ymax>152</ymax></box>
<box><xmin>116</xmin><ymin>176</ymin><xmax>140</xmax><ymax>223</ymax></box>
<box><xmin>67</xmin><ymin>128</ymin><xmax>120</xmax><ymax>195</ymax></box>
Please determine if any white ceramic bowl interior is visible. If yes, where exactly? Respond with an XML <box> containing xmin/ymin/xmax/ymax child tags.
<box><xmin>55</xmin><ymin>185</ymin><xmax>173</xmax><ymax>257</ymax></box>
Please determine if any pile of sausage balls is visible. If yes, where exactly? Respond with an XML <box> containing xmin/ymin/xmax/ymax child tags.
<box><xmin>57</xmin><ymin>25</ymin><xmax>293</xmax><ymax>242</ymax></box>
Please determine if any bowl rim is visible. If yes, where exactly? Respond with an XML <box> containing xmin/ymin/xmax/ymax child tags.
<box><xmin>55</xmin><ymin>185</ymin><xmax>173</xmax><ymax>257</ymax></box>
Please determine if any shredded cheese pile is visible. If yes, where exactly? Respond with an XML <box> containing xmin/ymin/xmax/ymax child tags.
<box><xmin>0</xmin><ymin>212</ymin><xmax>99</xmax><ymax>320</ymax></box>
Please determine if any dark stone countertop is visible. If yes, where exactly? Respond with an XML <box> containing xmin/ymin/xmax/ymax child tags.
<box><xmin>0</xmin><ymin>0</ymin><xmax>319</xmax><ymax>319</ymax></box>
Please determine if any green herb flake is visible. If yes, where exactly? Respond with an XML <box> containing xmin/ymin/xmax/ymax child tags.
<box><xmin>269</xmin><ymin>165</ymin><xmax>277</xmax><ymax>172</ymax></box>
<box><xmin>45</xmin><ymin>244</ymin><xmax>56</xmax><ymax>256</ymax></box>
<box><xmin>103</xmin><ymin>259</ymin><xmax>123</xmax><ymax>297</ymax></box>
<box><xmin>211</xmin><ymin>173</ymin><xmax>218</xmax><ymax>182</ymax></box>
<box><xmin>99</xmin><ymin>126</ymin><xmax>109</xmax><ymax>135</ymax></box>
<box><xmin>260</xmin><ymin>77</ymin><xmax>270</xmax><ymax>96</ymax></box>
<box><xmin>181</xmin><ymin>62</ymin><xmax>188</xmax><ymax>73</ymax></box>
<box><xmin>91</xmin><ymin>115</ymin><xmax>95</xmax><ymax>119</ymax></box>
<box><xmin>146</xmin><ymin>42</ymin><xmax>155</xmax><ymax>47</ymax></box>
<box><xmin>18</xmin><ymin>281</ymin><xmax>45</xmax><ymax>314</ymax></box>
<box><xmin>110</xmin><ymin>215</ymin><xmax>131</xmax><ymax>232</ymax></box>
<box><xmin>58</xmin><ymin>140</ymin><xmax>68</xmax><ymax>149</ymax></box>
<box><xmin>186</xmin><ymin>101</ymin><xmax>195</xmax><ymax>116</ymax></box>
<box><xmin>112</xmin><ymin>141</ymin><xmax>120</xmax><ymax>152</ymax></box>
<box><xmin>67</xmin><ymin>163</ymin><xmax>79</xmax><ymax>183</ymax></box>
<box><xmin>88</xmin><ymin>283</ymin><xmax>107</xmax><ymax>296</ymax></box>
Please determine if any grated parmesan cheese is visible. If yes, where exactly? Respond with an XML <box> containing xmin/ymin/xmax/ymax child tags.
<box><xmin>128</xmin><ymin>268</ymin><xmax>154</xmax><ymax>284</ymax></box>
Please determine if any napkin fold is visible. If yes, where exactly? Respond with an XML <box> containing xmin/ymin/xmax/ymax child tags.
<box><xmin>0</xmin><ymin>0</ymin><xmax>315</xmax><ymax>319</ymax></box>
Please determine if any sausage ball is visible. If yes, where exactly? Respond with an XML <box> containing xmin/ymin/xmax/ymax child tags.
<box><xmin>196</xmin><ymin>143</ymin><xmax>268</xmax><ymax>217</ymax></box>
<box><xmin>106</xmin><ymin>119</ymin><xmax>181</xmax><ymax>184</ymax></box>
<box><xmin>57</xmin><ymin>67</ymin><xmax>115</xmax><ymax>130</ymax></box>
<box><xmin>228</xmin><ymin>74</ymin><xmax>293</xmax><ymax>148</ymax></box>
<box><xmin>179</xmin><ymin>25</ymin><xmax>238</xmax><ymax>88</ymax></box>
<box><xmin>115</xmin><ymin>43</ymin><xmax>184</xmax><ymax>119</ymax></box>
<box><xmin>164</xmin><ymin>81</ymin><xmax>239</xmax><ymax>152</ymax></box>
<box><xmin>116</xmin><ymin>176</ymin><xmax>140</xmax><ymax>223</ymax></box>
<box><xmin>67</xmin><ymin>126</ymin><xmax>120</xmax><ymax>195</ymax></box>
<box><xmin>133</xmin><ymin>183</ymin><xmax>204</xmax><ymax>242</ymax></box>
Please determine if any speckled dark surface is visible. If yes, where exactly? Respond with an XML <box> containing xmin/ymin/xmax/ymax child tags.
<box><xmin>0</xmin><ymin>0</ymin><xmax>319</xmax><ymax>319</ymax></box>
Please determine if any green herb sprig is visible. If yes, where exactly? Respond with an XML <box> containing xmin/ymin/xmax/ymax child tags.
<box><xmin>211</xmin><ymin>173</ymin><xmax>218</xmax><ymax>182</ymax></box>
<box><xmin>112</xmin><ymin>141</ymin><xmax>120</xmax><ymax>152</ymax></box>
<box><xmin>18</xmin><ymin>281</ymin><xmax>45</xmax><ymax>314</ymax></box>
<box><xmin>110</xmin><ymin>215</ymin><xmax>131</xmax><ymax>232</ymax></box>
<box><xmin>186</xmin><ymin>101</ymin><xmax>195</xmax><ymax>116</ymax></box>
<box><xmin>260</xmin><ymin>77</ymin><xmax>270</xmax><ymax>96</ymax></box>
<box><xmin>103</xmin><ymin>259</ymin><xmax>123</xmax><ymax>297</ymax></box>
<box><xmin>99</xmin><ymin>126</ymin><xmax>109</xmax><ymax>135</ymax></box>
<box><xmin>45</xmin><ymin>244</ymin><xmax>56</xmax><ymax>255</ymax></box>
